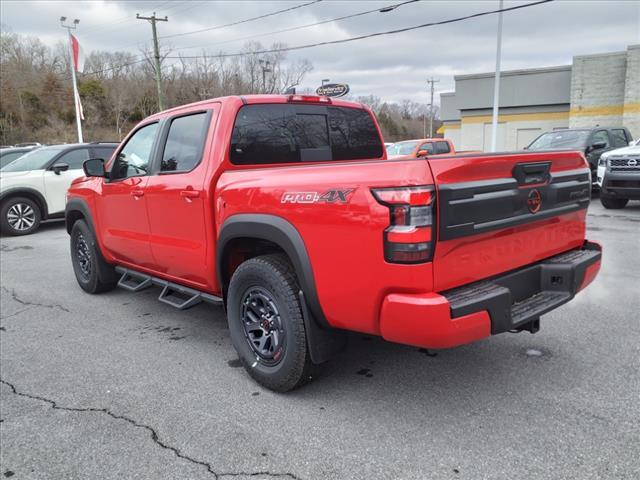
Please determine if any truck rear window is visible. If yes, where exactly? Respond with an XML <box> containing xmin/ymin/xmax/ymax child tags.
<box><xmin>230</xmin><ymin>104</ymin><xmax>383</xmax><ymax>165</ymax></box>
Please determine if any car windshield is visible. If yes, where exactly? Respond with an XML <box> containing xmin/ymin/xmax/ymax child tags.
<box><xmin>527</xmin><ymin>130</ymin><xmax>590</xmax><ymax>150</ymax></box>
<box><xmin>1</xmin><ymin>147</ymin><xmax>63</xmax><ymax>172</ymax></box>
<box><xmin>387</xmin><ymin>141</ymin><xmax>420</xmax><ymax>156</ymax></box>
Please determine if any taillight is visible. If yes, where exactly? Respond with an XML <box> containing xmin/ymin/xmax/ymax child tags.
<box><xmin>372</xmin><ymin>185</ymin><xmax>435</xmax><ymax>264</ymax></box>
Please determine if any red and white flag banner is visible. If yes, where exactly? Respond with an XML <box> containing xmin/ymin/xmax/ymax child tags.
<box><xmin>70</xmin><ymin>33</ymin><xmax>85</xmax><ymax>73</ymax></box>
<box><xmin>75</xmin><ymin>89</ymin><xmax>85</xmax><ymax>121</ymax></box>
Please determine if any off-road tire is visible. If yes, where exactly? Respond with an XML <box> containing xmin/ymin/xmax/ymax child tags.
<box><xmin>227</xmin><ymin>254</ymin><xmax>315</xmax><ymax>392</ymax></box>
<box><xmin>70</xmin><ymin>219</ymin><xmax>118</xmax><ymax>293</ymax></box>
<box><xmin>600</xmin><ymin>195</ymin><xmax>628</xmax><ymax>209</ymax></box>
<box><xmin>0</xmin><ymin>197</ymin><xmax>41</xmax><ymax>236</ymax></box>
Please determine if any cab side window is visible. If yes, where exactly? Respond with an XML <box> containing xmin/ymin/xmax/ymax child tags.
<box><xmin>160</xmin><ymin>112</ymin><xmax>209</xmax><ymax>173</ymax></box>
<box><xmin>55</xmin><ymin>148</ymin><xmax>90</xmax><ymax>170</ymax></box>
<box><xmin>111</xmin><ymin>123</ymin><xmax>158</xmax><ymax>180</ymax></box>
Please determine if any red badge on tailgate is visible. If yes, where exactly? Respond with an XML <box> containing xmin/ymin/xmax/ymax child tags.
<box><xmin>527</xmin><ymin>189</ymin><xmax>542</xmax><ymax>213</ymax></box>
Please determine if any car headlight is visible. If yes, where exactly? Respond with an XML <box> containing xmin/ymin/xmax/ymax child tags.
<box><xmin>598</xmin><ymin>155</ymin><xmax>608</xmax><ymax>166</ymax></box>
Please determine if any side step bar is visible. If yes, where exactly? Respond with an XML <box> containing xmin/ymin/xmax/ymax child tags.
<box><xmin>115</xmin><ymin>267</ymin><xmax>223</xmax><ymax>310</ymax></box>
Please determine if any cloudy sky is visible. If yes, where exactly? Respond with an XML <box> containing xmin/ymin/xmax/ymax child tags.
<box><xmin>1</xmin><ymin>0</ymin><xmax>639</xmax><ymax>105</ymax></box>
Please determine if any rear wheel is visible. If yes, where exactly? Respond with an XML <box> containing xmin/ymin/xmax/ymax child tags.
<box><xmin>227</xmin><ymin>254</ymin><xmax>314</xmax><ymax>392</ymax></box>
<box><xmin>600</xmin><ymin>195</ymin><xmax>628</xmax><ymax>209</ymax></box>
<box><xmin>0</xmin><ymin>197</ymin><xmax>41</xmax><ymax>236</ymax></box>
<box><xmin>70</xmin><ymin>219</ymin><xmax>118</xmax><ymax>293</ymax></box>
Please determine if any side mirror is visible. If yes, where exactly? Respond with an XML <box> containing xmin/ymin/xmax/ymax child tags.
<box><xmin>589</xmin><ymin>141</ymin><xmax>607</xmax><ymax>152</ymax></box>
<box><xmin>51</xmin><ymin>162</ymin><xmax>69</xmax><ymax>175</ymax></box>
<box><xmin>417</xmin><ymin>149</ymin><xmax>429</xmax><ymax>157</ymax></box>
<box><xmin>83</xmin><ymin>158</ymin><xmax>105</xmax><ymax>177</ymax></box>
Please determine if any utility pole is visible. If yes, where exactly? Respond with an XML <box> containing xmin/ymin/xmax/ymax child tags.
<box><xmin>60</xmin><ymin>17</ymin><xmax>82</xmax><ymax>143</ymax></box>
<box><xmin>426</xmin><ymin>78</ymin><xmax>439</xmax><ymax>138</ymax></box>
<box><xmin>137</xmin><ymin>12</ymin><xmax>168</xmax><ymax>111</ymax></box>
<box><xmin>490</xmin><ymin>0</ymin><xmax>504</xmax><ymax>152</ymax></box>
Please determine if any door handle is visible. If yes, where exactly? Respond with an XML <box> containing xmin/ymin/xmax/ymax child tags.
<box><xmin>180</xmin><ymin>190</ymin><xmax>200</xmax><ymax>199</ymax></box>
<box><xmin>131</xmin><ymin>189</ymin><xmax>145</xmax><ymax>198</ymax></box>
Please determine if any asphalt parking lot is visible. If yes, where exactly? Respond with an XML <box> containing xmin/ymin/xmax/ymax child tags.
<box><xmin>1</xmin><ymin>199</ymin><xmax>639</xmax><ymax>480</ymax></box>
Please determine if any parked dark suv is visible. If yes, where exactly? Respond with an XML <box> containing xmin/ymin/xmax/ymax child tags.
<box><xmin>526</xmin><ymin>127</ymin><xmax>633</xmax><ymax>183</ymax></box>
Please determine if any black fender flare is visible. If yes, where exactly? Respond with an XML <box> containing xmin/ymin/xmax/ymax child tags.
<box><xmin>217</xmin><ymin>214</ymin><xmax>346</xmax><ymax>364</ymax></box>
<box><xmin>65</xmin><ymin>197</ymin><xmax>97</xmax><ymax>235</ymax></box>
<box><xmin>217</xmin><ymin>214</ymin><xmax>329</xmax><ymax>328</ymax></box>
<box><xmin>0</xmin><ymin>187</ymin><xmax>49</xmax><ymax>219</ymax></box>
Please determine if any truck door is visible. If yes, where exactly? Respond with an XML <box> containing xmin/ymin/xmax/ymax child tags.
<box><xmin>96</xmin><ymin>122</ymin><xmax>158</xmax><ymax>267</ymax></box>
<box><xmin>144</xmin><ymin>109</ymin><xmax>216</xmax><ymax>290</ymax></box>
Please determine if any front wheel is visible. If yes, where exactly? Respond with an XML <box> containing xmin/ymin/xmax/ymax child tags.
<box><xmin>70</xmin><ymin>219</ymin><xmax>118</xmax><ymax>293</ymax></box>
<box><xmin>0</xmin><ymin>197</ymin><xmax>41</xmax><ymax>236</ymax></box>
<box><xmin>227</xmin><ymin>254</ymin><xmax>314</xmax><ymax>392</ymax></box>
<box><xmin>600</xmin><ymin>195</ymin><xmax>628</xmax><ymax>209</ymax></box>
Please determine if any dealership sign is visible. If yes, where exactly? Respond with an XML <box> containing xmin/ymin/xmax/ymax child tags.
<box><xmin>315</xmin><ymin>83</ymin><xmax>350</xmax><ymax>97</ymax></box>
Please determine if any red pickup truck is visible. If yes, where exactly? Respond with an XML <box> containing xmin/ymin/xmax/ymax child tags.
<box><xmin>66</xmin><ymin>94</ymin><xmax>601</xmax><ymax>392</ymax></box>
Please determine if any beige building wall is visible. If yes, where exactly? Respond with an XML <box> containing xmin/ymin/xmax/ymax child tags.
<box><xmin>623</xmin><ymin>45</ymin><xmax>640</xmax><ymax>138</ymax></box>
<box><xmin>449</xmin><ymin>111</ymin><xmax>570</xmax><ymax>151</ymax></box>
<box><xmin>569</xmin><ymin>50</ymin><xmax>627</xmax><ymax>130</ymax></box>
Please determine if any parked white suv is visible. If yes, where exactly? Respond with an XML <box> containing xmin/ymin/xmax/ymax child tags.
<box><xmin>0</xmin><ymin>143</ymin><xmax>116</xmax><ymax>235</ymax></box>
<box><xmin>597</xmin><ymin>138</ymin><xmax>639</xmax><ymax>209</ymax></box>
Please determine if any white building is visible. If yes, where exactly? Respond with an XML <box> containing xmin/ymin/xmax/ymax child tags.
<box><xmin>440</xmin><ymin>45</ymin><xmax>640</xmax><ymax>151</ymax></box>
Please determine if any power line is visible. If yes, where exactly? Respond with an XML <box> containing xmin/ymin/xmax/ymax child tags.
<box><xmin>164</xmin><ymin>0</ymin><xmax>553</xmax><ymax>59</ymax></box>
<box><xmin>172</xmin><ymin>0</ymin><xmax>420</xmax><ymax>53</ymax></box>
<box><xmin>67</xmin><ymin>0</ymin><xmax>553</xmax><ymax>82</ymax></box>
<box><xmin>159</xmin><ymin>0</ymin><xmax>323</xmax><ymax>40</ymax></box>
<box><xmin>62</xmin><ymin>58</ymin><xmax>147</xmax><ymax>81</ymax></box>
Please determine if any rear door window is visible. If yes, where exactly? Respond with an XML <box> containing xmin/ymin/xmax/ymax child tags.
<box><xmin>55</xmin><ymin>148</ymin><xmax>91</xmax><ymax>170</ymax></box>
<box><xmin>91</xmin><ymin>146</ymin><xmax>116</xmax><ymax>161</ymax></box>
<box><xmin>435</xmin><ymin>141</ymin><xmax>451</xmax><ymax>154</ymax></box>
<box><xmin>611</xmin><ymin>129</ymin><xmax>629</xmax><ymax>147</ymax></box>
<box><xmin>160</xmin><ymin>112</ymin><xmax>210</xmax><ymax>172</ymax></box>
<box><xmin>230</xmin><ymin>104</ymin><xmax>382</xmax><ymax>165</ymax></box>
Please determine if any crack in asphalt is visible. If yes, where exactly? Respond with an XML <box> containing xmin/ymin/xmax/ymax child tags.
<box><xmin>0</xmin><ymin>379</ymin><xmax>302</xmax><ymax>480</ymax></box>
<box><xmin>0</xmin><ymin>244</ymin><xmax>34</xmax><ymax>253</ymax></box>
<box><xmin>0</xmin><ymin>286</ymin><xmax>70</xmax><ymax>313</ymax></box>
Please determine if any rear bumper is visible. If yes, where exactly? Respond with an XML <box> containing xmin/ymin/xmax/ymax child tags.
<box><xmin>379</xmin><ymin>241</ymin><xmax>602</xmax><ymax>349</ymax></box>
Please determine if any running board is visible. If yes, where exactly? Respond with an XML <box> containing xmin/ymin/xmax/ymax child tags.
<box><xmin>115</xmin><ymin>267</ymin><xmax>223</xmax><ymax>310</ymax></box>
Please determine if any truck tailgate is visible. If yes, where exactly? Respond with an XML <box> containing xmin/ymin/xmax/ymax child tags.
<box><xmin>428</xmin><ymin>151</ymin><xmax>591</xmax><ymax>291</ymax></box>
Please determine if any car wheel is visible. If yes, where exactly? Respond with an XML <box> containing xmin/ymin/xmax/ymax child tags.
<box><xmin>0</xmin><ymin>197</ymin><xmax>41</xmax><ymax>236</ymax></box>
<box><xmin>70</xmin><ymin>219</ymin><xmax>118</xmax><ymax>293</ymax></box>
<box><xmin>227</xmin><ymin>254</ymin><xmax>315</xmax><ymax>392</ymax></box>
<box><xmin>600</xmin><ymin>196</ymin><xmax>628</xmax><ymax>209</ymax></box>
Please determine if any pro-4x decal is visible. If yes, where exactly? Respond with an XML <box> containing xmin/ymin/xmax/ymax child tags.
<box><xmin>281</xmin><ymin>189</ymin><xmax>355</xmax><ymax>204</ymax></box>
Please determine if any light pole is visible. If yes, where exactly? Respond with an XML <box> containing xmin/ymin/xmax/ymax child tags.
<box><xmin>490</xmin><ymin>0</ymin><xmax>504</xmax><ymax>152</ymax></box>
<box><xmin>60</xmin><ymin>16</ymin><xmax>82</xmax><ymax>143</ymax></box>
<box><xmin>259</xmin><ymin>59</ymin><xmax>272</xmax><ymax>93</ymax></box>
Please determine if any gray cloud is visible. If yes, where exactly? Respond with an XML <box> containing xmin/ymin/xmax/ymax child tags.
<box><xmin>2</xmin><ymin>0</ymin><xmax>638</xmax><ymax>104</ymax></box>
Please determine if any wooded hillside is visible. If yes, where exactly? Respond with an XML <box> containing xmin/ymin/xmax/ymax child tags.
<box><xmin>0</xmin><ymin>30</ymin><xmax>439</xmax><ymax>145</ymax></box>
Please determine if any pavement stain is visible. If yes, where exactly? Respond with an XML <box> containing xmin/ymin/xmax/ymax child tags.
<box><xmin>0</xmin><ymin>378</ymin><xmax>303</xmax><ymax>480</ymax></box>
<box><xmin>356</xmin><ymin>368</ymin><xmax>373</xmax><ymax>378</ymax></box>
<box><xmin>227</xmin><ymin>359</ymin><xmax>242</xmax><ymax>368</ymax></box>
<box><xmin>3</xmin><ymin>470</ymin><xmax>15</xmax><ymax>477</ymax></box>
<box><xmin>0</xmin><ymin>244</ymin><xmax>33</xmax><ymax>252</ymax></box>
